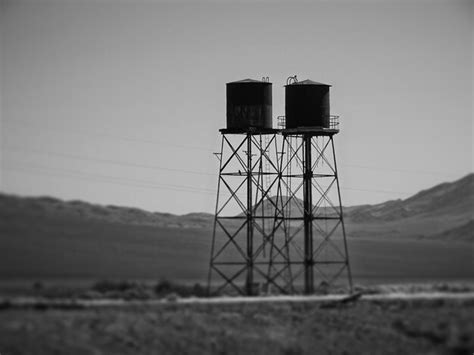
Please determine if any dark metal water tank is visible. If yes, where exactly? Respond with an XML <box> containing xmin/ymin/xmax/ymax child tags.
<box><xmin>226</xmin><ymin>79</ymin><xmax>272</xmax><ymax>130</ymax></box>
<box><xmin>285</xmin><ymin>80</ymin><xmax>331</xmax><ymax>129</ymax></box>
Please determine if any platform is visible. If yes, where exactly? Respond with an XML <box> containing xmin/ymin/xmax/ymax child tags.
<box><xmin>280</xmin><ymin>127</ymin><xmax>339</xmax><ymax>136</ymax></box>
<box><xmin>219</xmin><ymin>127</ymin><xmax>281</xmax><ymax>135</ymax></box>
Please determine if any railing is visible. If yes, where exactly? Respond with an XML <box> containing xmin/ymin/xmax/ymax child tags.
<box><xmin>277</xmin><ymin>116</ymin><xmax>286</xmax><ymax>128</ymax></box>
<box><xmin>329</xmin><ymin>115</ymin><xmax>340</xmax><ymax>130</ymax></box>
<box><xmin>276</xmin><ymin>115</ymin><xmax>340</xmax><ymax>130</ymax></box>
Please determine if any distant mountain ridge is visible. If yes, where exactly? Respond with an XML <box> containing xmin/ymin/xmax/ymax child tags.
<box><xmin>346</xmin><ymin>173</ymin><xmax>473</xmax><ymax>222</ymax></box>
<box><xmin>0</xmin><ymin>194</ymin><xmax>214</xmax><ymax>229</ymax></box>
<box><xmin>0</xmin><ymin>173</ymin><xmax>472</xmax><ymax>240</ymax></box>
<box><xmin>342</xmin><ymin>173</ymin><xmax>473</xmax><ymax>241</ymax></box>
<box><xmin>0</xmin><ymin>174</ymin><xmax>472</xmax><ymax>282</ymax></box>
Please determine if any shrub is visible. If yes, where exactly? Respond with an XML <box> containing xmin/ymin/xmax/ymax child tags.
<box><xmin>154</xmin><ymin>280</ymin><xmax>207</xmax><ymax>298</ymax></box>
<box><xmin>92</xmin><ymin>280</ymin><xmax>138</xmax><ymax>293</ymax></box>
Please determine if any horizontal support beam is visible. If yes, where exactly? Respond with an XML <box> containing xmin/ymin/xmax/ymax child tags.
<box><xmin>213</xmin><ymin>261</ymin><xmax>342</xmax><ymax>266</ymax></box>
<box><xmin>273</xmin><ymin>216</ymin><xmax>341</xmax><ymax>220</ymax></box>
<box><xmin>220</xmin><ymin>172</ymin><xmax>278</xmax><ymax>176</ymax></box>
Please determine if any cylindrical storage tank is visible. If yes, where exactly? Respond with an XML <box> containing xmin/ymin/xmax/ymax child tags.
<box><xmin>226</xmin><ymin>79</ymin><xmax>272</xmax><ymax>130</ymax></box>
<box><xmin>285</xmin><ymin>80</ymin><xmax>331</xmax><ymax>129</ymax></box>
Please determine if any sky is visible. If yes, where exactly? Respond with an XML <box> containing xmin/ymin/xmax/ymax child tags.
<box><xmin>0</xmin><ymin>0</ymin><xmax>473</xmax><ymax>214</ymax></box>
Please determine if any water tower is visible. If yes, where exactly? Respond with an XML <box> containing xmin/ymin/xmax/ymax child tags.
<box><xmin>269</xmin><ymin>76</ymin><xmax>353</xmax><ymax>294</ymax></box>
<box><xmin>207</xmin><ymin>78</ymin><xmax>288</xmax><ymax>295</ymax></box>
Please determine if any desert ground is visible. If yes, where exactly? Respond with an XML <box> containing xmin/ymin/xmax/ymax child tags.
<box><xmin>0</xmin><ymin>175</ymin><xmax>472</xmax><ymax>285</ymax></box>
<box><xmin>0</xmin><ymin>295</ymin><xmax>473</xmax><ymax>355</ymax></box>
<box><xmin>0</xmin><ymin>175</ymin><xmax>472</xmax><ymax>354</ymax></box>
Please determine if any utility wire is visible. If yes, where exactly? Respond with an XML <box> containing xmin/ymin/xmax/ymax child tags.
<box><xmin>5</xmin><ymin>118</ymin><xmax>464</xmax><ymax>177</ymax></box>
<box><xmin>3</xmin><ymin>162</ymin><xmax>216</xmax><ymax>196</ymax></box>
<box><xmin>5</xmin><ymin>118</ymin><xmax>215</xmax><ymax>153</ymax></box>
<box><xmin>3</xmin><ymin>160</ymin><xmax>411</xmax><ymax>197</ymax></box>
<box><xmin>341</xmin><ymin>163</ymin><xmax>462</xmax><ymax>178</ymax></box>
<box><xmin>340</xmin><ymin>186</ymin><xmax>410</xmax><ymax>196</ymax></box>
<box><xmin>5</xmin><ymin>145</ymin><xmax>215</xmax><ymax>176</ymax></box>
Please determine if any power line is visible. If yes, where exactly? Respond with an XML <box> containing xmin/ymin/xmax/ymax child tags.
<box><xmin>341</xmin><ymin>163</ymin><xmax>462</xmax><ymax>177</ymax></box>
<box><xmin>2</xmin><ymin>122</ymin><xmax>442</xmax><ymax>198</ymax></box>
<box><xmin>5</xmin><ymin>145</ymin><xmax>215</xmax><ymax>176</ymax></box>
<box><xmin>5</xmin><ymin>118</ymin><xmax>215</xmax><ymax>153</ymax></box>
<box><xmin>5</xmin><ymin>119</ymin><xmax>465</xmax><ymax>177</ymax></box>
<box><xmin>3</xmin><ymin>162</ymin><xmax>217</xmax><ymax>196</ymax></box>
<box><xmin>3</xmin><ymin>160</ymin><xmax>411</xmax><ymax>198</ymax></box>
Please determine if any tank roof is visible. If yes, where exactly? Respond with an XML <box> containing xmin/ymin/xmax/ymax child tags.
<box><xmin>228</xmin><ymin>78</ymin><xmax>271</xmax><ymax>84</ymax></box>
<box><xmin>286</xmin><ymin>79</ymin><xmax>331</xmax><ymax>87</ymax></box>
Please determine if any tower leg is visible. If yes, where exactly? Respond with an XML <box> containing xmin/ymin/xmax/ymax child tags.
<box><xmin>330</xmin><ymin>136</ymin><xmax>353</xmax><ymax>293</ymax></box>
<box><xmin>277</xmin><ymin>133</ymin><xmax>353</xmax><ymax>295</ymax></box>
<box><xmin>303</xmin><ymin>134</ymin><xmax>314</xmax><ymax>294</ymax></box>
<box><xmin>246</xmin><ymin>133</ymin><xmax>254</xmax><ymax>295</ymax></box>
<box><xmin>207</xmin><ymin>136</ymin><xmax>224</xmax><ymax>296</ymax></box>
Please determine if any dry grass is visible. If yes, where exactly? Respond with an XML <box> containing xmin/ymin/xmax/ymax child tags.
<box><xmin>0</xmin><ymin>298</ymin><xmax>472</xmax><ymax>355</ymax></box>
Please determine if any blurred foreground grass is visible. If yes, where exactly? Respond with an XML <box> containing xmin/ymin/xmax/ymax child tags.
<box><xmin>5</xmin><ymin>279</ymin><xmax>474</xmax><ymax>300</ymax></box>
<box><xmin>0</xmin><ymin>296</ymin><xmax>472</xmax><ymax>355</ymax></box>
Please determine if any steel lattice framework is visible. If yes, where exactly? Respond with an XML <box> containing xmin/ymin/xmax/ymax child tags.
<box><xmin>208</xmin><ymin>128</ymin><xmax>353</xmax><ymax>295</ymax></box>
<box><xmin>207</xmin><ymin>131</ymin><xmax>292</xmax><ymax>296</ymax></box>
<box><xmin>273</xmin><ymin>131</ymin><xmax>353</xmax><ymax>294</ymax></box>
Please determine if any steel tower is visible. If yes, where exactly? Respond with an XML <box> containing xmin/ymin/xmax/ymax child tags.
<box><xmin>268</xmin><ymin>78</ymin><xmax>353</xmax><ymax>294</ymax></box>
<box><xmin>207</xmin><ymin>79</ymin><xmax>291</xmax><ymax>295</ymax></box>
<box><xmin>208</xmin><ymin>77</ymin><xmax>352</xmax><ymax>295</ymax></box>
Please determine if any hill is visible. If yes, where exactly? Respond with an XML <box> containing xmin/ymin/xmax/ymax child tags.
<box><xmin>251</xmin><ymin>174</ymin><xmax>473</xmax><ymax>241</ymax></box>
<box><xmin>345</xmin><ymin>173</ymin><xmax>473</xmax><ymax>222</ymax></box>
<box><xmin>0</xmin><ymin>174</ymin><xmax>472</xmax><ymax>283</ymax></box>
<box><xmin>0</xmin><ymin>194</ymin><xmax>214</xmax><ymax>229</ymax></box>
<box><xmin>343</xmin><ymin>173</ymin><xmax>473</xmax><ymax>241</ymax></box>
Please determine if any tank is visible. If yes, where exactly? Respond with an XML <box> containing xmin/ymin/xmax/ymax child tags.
<box><xmin>226</xmin><ymin>79</ymin><xmax>272</xmax><ymax>130</ymax></box>
<box><xmin>285</xmin><ymin>80</ymin><xmax>331</xmax><ymax>129</ymax></box>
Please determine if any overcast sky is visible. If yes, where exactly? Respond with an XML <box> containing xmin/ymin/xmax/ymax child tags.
<box><xmin>1</xmin><ymin>0</ymin><xmax>472</xmax><ymax>214</ymax></box>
